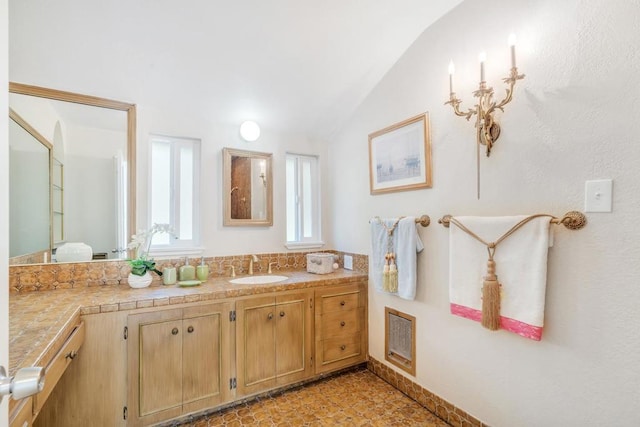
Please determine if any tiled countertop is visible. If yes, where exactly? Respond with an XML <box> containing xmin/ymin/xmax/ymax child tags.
<box><xmin>9</xmin><ymin>269</ymin><xmax>367</xmax><ymax>378</ymax></box>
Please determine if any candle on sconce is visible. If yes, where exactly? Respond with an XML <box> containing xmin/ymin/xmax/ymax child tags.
<box><xmin>448</xmin><ymin>61</ymin><xmax>455</xmax><ymax>93</ymax></box>
<box><xmin>478</xmin><ymin>52</ymin><xmax>486</xmax><ymax>82</ymax></box>
<box><xmin>508</xmin><ymin>33</ymin><xmax>517</xmax><ymax>68</ymax></box>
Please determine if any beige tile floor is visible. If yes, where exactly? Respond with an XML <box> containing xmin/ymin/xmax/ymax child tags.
<box><xmin>177</xmin><ymin>368</ymin><xmax>449</xmax><ymax>426</ymax></box>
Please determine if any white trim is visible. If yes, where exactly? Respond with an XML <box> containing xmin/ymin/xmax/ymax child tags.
<box><xmin>1</xmin><ymin>0</ymin><xmax>9</xmax><ymax>420</ymax></box>
<box><xmin>148</xmin><ymin>134</ymin><xmax>201</xmax><ymax>249</ymax></box>
<box><xmin>285</xmin><ymin>153</ymin><xmax>322</xmax><ymax>245</ymax></box>
<box><xmin>148</xmin><ymin>246</ymin><xmax>205</xmax><ymax>259</ymax></box>
<box><xmin>284</xmin><ymin>241</ymin><xmax>325</xmax><ymax>250</ymax></box>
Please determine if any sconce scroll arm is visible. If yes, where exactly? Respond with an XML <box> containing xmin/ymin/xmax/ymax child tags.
<box><xmin>487</xmin><ymin>68</ymin><xmax>525</xmax><ymax>117</ymax></box>
<box><xmin>445</xmin><ymin>95</ymin><xmax>476</xmax><ymax>121</ymax></box>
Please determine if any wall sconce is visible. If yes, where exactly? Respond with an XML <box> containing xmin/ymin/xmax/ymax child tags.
<box><xmin>445</xmin><ymin>34</ymin><xmax>525</xmax><ymax>157</ymax></box>
<box><xmin>240</xmin><ymin>120</ymin><xmax>261</xmax><ymax>142</ymax></box>
<box><xmin>259</xmin><ymin>160</ymin><xmax>267</xmax><ymax>186</ymax></box>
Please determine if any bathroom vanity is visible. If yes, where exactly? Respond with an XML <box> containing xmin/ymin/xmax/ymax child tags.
<box><xmin>9</xmin><ymin>270</ymin><xmax>367</xmax><ymax>427</ymax></box>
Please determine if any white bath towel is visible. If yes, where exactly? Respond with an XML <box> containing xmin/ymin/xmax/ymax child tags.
<box><xmin>370</xmin><ymin>217</ymin><xmax>424</xmax><ymax>300</ymax></box>
<box><xmin>448</xmin><ymin>215</ymin><xmax>553</xmax><ymax>340</ymax></box>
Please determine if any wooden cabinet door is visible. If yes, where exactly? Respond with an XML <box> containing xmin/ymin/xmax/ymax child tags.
<box><xmin>182</xmin><ymin>302</ymin><xmax>231</xmax><ymax>414</ymax></box>
<box><xmin>34</xmin><ymin>311</ymin><xmax>128</xmax><ymax>427</ymax></box>
<box><xmin>236</xmin><ymin>296</ymin><xmax>276</xmax><ymax>396</ymax></box>
<box><xmin>275</xmin><ymin>292</ymin><xmax>313</xmax><ymax>386</ymax></box>
<box><xmin>128</xmin><ymin>309</ymin><xmax>183</xmax><ymax>426</ymax></box>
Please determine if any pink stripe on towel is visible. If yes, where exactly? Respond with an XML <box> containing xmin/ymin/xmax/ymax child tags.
<box><xmin>450</xmin><ymin>303</ymin><xmax>543</xmax><ymax>341</ymax></box>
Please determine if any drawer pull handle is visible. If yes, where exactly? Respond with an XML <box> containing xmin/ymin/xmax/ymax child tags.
<box><xmin>340</xmin><ymin>301</ymin><xmax>346</xmax><ymax>306</ymax></box>
<box><xmin>187</xmin><ymin>326</ymin><xmax>194</xmax><ymax>333</ymax></box>
<box><xmin>280</xmin><ymin>311</ymin><xmax>285</xmax><ymax>317</ymax></box>
<box><xmin>340</xmin><ymin>345</ymin><xmax>346</xmax><ymax>351</ymax></box>
<box><xmin>340</xmin><ymin>321</ymin><xmax>346</xmax><ymax>327</ymax></box>
<box><xmin>65</xmin><ymin>350</ymin><xmax>78</xmax><ymax>360</ymax></box>
<box><xmin>171</xmin><ymin>327</ymin><xmax>179</xmax><ymax>335</ymax></box>
<box><xmin>268</xmin><ymin>313</ymin><xmax>274</xmax><ymax>320</ymax></box>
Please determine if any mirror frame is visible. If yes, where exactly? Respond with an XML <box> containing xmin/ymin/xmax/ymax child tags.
<box><xmin>9</xmin><ymin>108</ymin><xmax>54</xmax><ymax>254</ymax></box>
<box><xmin>223</xmin><ymin>147</ymin><xmax>273</xmax><ymax>227</ymax></box>
<box><xmin>9</xmin><ymin>82</ymin><xmax>137</xmax><ymax>259</ymax></box>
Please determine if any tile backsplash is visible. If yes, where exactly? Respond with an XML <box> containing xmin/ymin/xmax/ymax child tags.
<box><xmin>9</xmin><ymin>250</ymin><xmax>368</xmax><ymax>294</ymax></box>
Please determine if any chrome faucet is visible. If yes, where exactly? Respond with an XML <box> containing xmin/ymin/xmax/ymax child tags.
<box><xmin>248</xmin><ymin>254</ymin><xmax>259</xmax><ymax>275</ymax></box>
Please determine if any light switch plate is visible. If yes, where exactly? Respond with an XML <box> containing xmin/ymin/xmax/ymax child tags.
<box><xmin>585</xmin><ymin>179</ymin><xmax>613</xmax><ymax>212</ymax></box>
<box><xmin>343</xmin><ymin>254</ymin><xmax>353</xmax><ymax>270</ymax></box>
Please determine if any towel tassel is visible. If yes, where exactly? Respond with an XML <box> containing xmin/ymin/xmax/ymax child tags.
<box><xmin>449</xmin><ymin>215</ymin><xmax>553</xmax><ymax>332</ymax></box>
<box><xmin>388</xmin><ymin>254</ymin><xmax>398</xmax><ymax>293</ymax></box>
<box><xmin>382</xmin><ymin>253</ymin><xmax>391</xmax><ymax>292</ymax></box>
<box><xmin>481</xmin><ymin>257</ymin><xmax>501</xmax><ymax>330</ymax></box>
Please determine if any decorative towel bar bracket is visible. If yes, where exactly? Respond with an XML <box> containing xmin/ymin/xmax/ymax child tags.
<box><xmin>415</xmin><ymin>215</ymin><xmax>431</xmax><ymax>227</ymax></box>
<box><xmin>437</xmin><ymin>211</ymin><xmax>587</xmax><ymax>230</ymax></box>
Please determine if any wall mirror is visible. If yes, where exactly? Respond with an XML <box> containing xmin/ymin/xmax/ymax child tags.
<box><xmin>9</xmin><ymin>109</ymin><xmax>53</xmax><ymax>261</ymax></box>
<box><xmin>223</xmin><ymin>147</ymin><xmax>273</xmax><ymax>226</ymax></box>
<box><xmin>8</xmin><ymin>82</ymin><xmax>136</xmax><ymax>265</ymax></box>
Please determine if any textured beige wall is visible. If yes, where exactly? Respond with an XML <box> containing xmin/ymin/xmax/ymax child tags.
<box><xmin>328</xmin><ymin>1</ymin><xmax>640</xmax><ymax>426</ymax></box>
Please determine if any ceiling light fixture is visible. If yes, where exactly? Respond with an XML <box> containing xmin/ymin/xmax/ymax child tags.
<box><xmin>240</xmin><ymin>121</ymin><xmax>261</xmax><ymax>142</ymax></box>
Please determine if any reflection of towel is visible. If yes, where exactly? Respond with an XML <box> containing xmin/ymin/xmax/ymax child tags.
<box><xmin>449</xmin><ymin>216</ymin><xmax>553</xmax><ymax>340</ymax></box>
<box><xmin>370</xmin><ymin>217</ymin><xmax>424</xmax><ymax>300</ymax></box>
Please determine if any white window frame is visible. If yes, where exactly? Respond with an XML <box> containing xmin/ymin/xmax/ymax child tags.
<box><xmin>148</xmin><ymin>134</ymin><xmax>203</xmax><ymax>258</ymax></box>
<box><xmin>285</xmin><ymin>152</ymin><xmax>323</xmax><ymax>249</ymax></box>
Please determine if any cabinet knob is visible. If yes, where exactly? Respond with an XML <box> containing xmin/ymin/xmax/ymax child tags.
<box><xmin>65</xmin><ymin>350</ymin><xmax>78</xmax><ymax>360</ymax></box>
<box><xmin>340</xmin><ymin>321</ymin><xmax>346</xmax><ymax>327</ymax></box>
<box><xmin>171</xmin><ymin>327</ymin><xmax>179</xmax><ymax>335</ymax></box>
<box><xmin>268</xmin><ymin>313</ymin><xmax>273</xmax><ymax>320</ymax></box>
<box><xmin>340</xmin><ymin>301</ymin><xmax>346</xmax><ymax>306</ymax></box>
<box><xmin>280</xmin><ymin>311</ymin><xmax>285</xmax><ymax>317</ymax></box>
<box><xmin>187</xmin><ymin>326</ymin><xmax>194</xmax><ymax>333</ymax></box>
<box><xmin>340</xmin><ymin>345</ymin><xmax>346</xmax><ymax>351</ymax></box>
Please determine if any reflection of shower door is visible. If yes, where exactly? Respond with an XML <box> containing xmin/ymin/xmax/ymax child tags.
<box><xmin>231</xmin><ymin>156</ymin><xmax>251</xmax><ymax>219</ymax></box>
<box><xmin>114</xmin><ymin>152</ymin><xmax>127</xmax><ymax>256</ymax></box>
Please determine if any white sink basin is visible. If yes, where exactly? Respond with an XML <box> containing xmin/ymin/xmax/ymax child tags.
<box><xmin>229</xmin><ymin>275</ymin><xmax>288</xmax><ymax>285</ymax></box>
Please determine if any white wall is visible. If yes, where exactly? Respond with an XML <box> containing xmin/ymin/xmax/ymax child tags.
<box><xmin>328</xmin><ymin>1</ymin><xmax>640</xmax><ymax>426</ymax></box>
<box><xmin>135</xmin><ymin>106</ymin><xmax>330</xmax><ymax>256</ymax></box>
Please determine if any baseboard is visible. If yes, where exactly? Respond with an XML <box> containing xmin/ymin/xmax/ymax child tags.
<box><xmin>367</xmin><ymin>356</ymin><xmax>488</xmax><ymax>427</ymax></box>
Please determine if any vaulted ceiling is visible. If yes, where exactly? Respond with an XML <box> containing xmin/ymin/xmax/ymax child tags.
<box><xmin>9</xmin><ymin>0</ymin><xmax>462</xmax><ymax>139</ymax></box>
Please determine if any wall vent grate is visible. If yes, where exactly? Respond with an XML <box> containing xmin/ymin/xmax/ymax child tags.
<box><xmin>385</xmin><ymin>307</ymin><xmax>416</xmax><ymax>376</ymax></box>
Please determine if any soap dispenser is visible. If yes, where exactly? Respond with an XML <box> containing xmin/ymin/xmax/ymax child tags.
<box><xmin>196</xmin><ymin>257</ymin><xmax>209</xmax><ymax>281</ymax></box>
<box><xmin>179</xmin><ymin>257</ymin><xmax>196</xmax><ymax>281</ymax></box>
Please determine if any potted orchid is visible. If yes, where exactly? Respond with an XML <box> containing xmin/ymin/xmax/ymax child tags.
<box><xmin>126</xmin><ymin>223</ymin><xmax>173</xmax><ymax>288</ymax></box>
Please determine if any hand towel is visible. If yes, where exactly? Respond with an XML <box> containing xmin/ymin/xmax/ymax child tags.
<box><xmin>370</xmin><ymin>217</ymin><xmax>424</xmax><ymax>300</ymax></box>
<box><xmin>448</xmin><ymin>215</ymin><xmax>553</xmax><ymax>340</ymax></box>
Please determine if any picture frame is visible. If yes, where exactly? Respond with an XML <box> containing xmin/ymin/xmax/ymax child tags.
<box><xmin>368</xmin><ymin>113</ymin><xmax>432</xmax><ymax>195</ymax></box>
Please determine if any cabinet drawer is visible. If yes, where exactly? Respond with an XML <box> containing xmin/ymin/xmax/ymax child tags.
<box><xmin>321</xmin><ymin>310</ymin><xmax>359</xmax><ymax>337</ymax></box>
<box><xmin>321</xmin><ymin>292</ymin><xmax>359</xmax><ymax>313</ymax></box>
<box><xmin>33</xmin><ymin>322</ymin><xmax>85</xmax><ymax>416</ymax></box>
<box><xmin>321</xmin><ymin>334</ymin><xmax>362</xmax><ymax>363</ymax></box>
<box><xmin>9</xmin><ymin>396</ymin><xmax>32</xmax><ymax>427</ymax></box>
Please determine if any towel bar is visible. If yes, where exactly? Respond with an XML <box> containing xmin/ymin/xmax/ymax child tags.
<box><xmin>369</xmin><ymin>215</ymin><xmax>431</xmax><ymax>227</ymax></box>
<box><xmin>437</xmin><ymin>211</ymin><xmax>587</xmax><ymax>230</ymax></box>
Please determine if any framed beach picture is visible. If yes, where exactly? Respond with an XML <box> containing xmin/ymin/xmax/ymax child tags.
<box><xmin>368</xmin><ymin>113</ymin><xmax>432</xmax><ymax>195</ymax></box>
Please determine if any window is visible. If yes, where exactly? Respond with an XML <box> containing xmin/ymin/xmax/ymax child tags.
<box><xmin>149</xmin><ymin>134</ymin><xmax>201</xmax><ymax>255</ymax></box>
<box><xmin>286</xmin><ymin>153</ymin><xmax>322</xmax><ymax>248</ymax></box>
